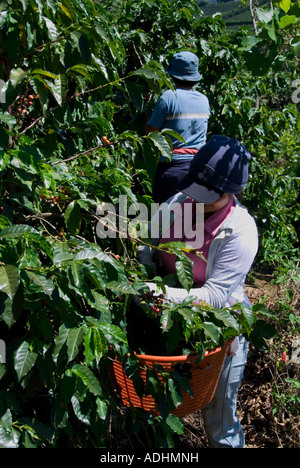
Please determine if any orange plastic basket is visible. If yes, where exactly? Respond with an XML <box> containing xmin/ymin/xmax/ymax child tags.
<box><xmin>112</xmin><ymin>342</ymin><xmax>229</xmax><ymax>417</ymax></box>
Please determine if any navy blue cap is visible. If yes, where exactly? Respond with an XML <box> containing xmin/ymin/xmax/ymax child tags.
<box><xmin>167</xmin><ymin>51</ymin><xmax>202</xmax><ymax>82</ymax></box>
<box><xmin>176</xmin><ymin>135</ymin><xmax>251</xmax><ymax>203</ymax></box>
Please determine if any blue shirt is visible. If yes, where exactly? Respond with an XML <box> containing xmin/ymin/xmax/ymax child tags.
<box><xmin>148</xmin><ymin>88</ymin><xmax>210</xmax><ymax>161</ymax></box>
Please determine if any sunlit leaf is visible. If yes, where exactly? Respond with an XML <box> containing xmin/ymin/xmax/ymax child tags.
<box><xmin>14</xmin><ymin>341</ymin><xmax>38</xmax><ymax>382</ymax></box>
<box><xmin>0</xmin><ymin>265</ymin><xmax>20</xmax><ymax>299</ymax></box>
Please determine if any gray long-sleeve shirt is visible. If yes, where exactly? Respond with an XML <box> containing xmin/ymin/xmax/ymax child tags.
<box><xmin>137</xmin><ymin>192</ymin><xmax>259</xmax><ymax>308</ymax></box>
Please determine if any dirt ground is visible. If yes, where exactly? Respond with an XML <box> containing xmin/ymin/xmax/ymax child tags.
<box><xmin>176</xmin><ymin>278</ymin><xmax>300</xmax><ymax>449</ymax></box>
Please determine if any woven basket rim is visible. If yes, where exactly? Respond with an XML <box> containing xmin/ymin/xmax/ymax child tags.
<box><xmin>135</xmin><ymin>341</ymin><xmax>230</xmax><ymax>363</ymax></box>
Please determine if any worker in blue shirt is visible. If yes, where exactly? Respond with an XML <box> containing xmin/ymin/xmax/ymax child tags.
<box><xmin>146</xmin><ymin>51</ymin><xmax>210</xmax><ymax>204</ymax></box>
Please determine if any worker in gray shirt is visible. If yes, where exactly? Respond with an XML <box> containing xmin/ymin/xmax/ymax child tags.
<box><xmin>138</xmin><ymin>135</ymin><xmax>258</xmax><ymax>448</ymax></box>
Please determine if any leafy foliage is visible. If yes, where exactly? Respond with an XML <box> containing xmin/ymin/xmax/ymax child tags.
<box><xmin>0</xmin><ymin>0</ymin><xmax>298</xmax><ymax>448</ymax></box>
<box><xmin>127</xmin><ymin>292</ymin><xmax>276</xmax><ymax>357</ymax></box>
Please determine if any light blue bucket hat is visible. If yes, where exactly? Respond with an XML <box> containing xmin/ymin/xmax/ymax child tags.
<box><xmin>167</xmin><ymin>51</ymin><xmax>202</xmax><ymax>81</ymax></box>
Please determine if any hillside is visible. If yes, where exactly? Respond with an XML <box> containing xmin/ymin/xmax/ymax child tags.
<box><xmin>197</xmin><ymin>1</ymin><xmax>254</xmax><ymax>29</ymax></box>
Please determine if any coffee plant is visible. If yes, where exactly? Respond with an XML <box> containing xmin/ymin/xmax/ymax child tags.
<box><xmin>0</xmin><ymin>0</ymin><xmax>298</xmax><ymax>448</ymax></box>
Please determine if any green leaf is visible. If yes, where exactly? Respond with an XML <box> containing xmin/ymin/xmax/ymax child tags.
<box><xmin>14</xmin><ymin>341</ymin><xmax>38</xmax><ymax>382</ymax></box>
<box><xmin>52</xmin><ymin>324</ymin><xmax>84</xmax><ymax>364</ymax></box>
<box><xmin>106</xmin><ymin>281</ymin><xmax>137</xmax><ymax>295</ymax></box>
<box><xmin>71</xmin><ymin>395</ymin><xmax>91</xmax><ymax>425</ymax></box>
<box><xmin>74</xmin><ymin>246</ymin><xmax>111</xmax><ymax>263</ymax></box>
<box><xmin>240</xmin><ymin>35</ymin><xmax>263</xmax><ymax>50</ymax></box>
<box><xmin>43</xmin><ymin>16</ymin><xmax>60</xmax><ymax>40</ymax></box>
<box><xmin>69</xmin><ymin>262</ymin><xmax>84</xmax><ymax>288</ymax></box>
<box><xmin>0</xmin><ymin>152</ymin><xmax>10</xmax><ymax>171</ymax></box>
<box><xmin>0</xmin><ymin>265</ymin><xmax>20</xmax><ymax>299</ymax></box>
<box><xmin>67</xmin><ymin>64</ymin><xmax>93</xmax><ymax>83</ymax></box>
<box><xmin>0</xmin><ymin>363</ymin><xmax>6</xmax><ymax>380</ymax></box>
<box><xmin>65</xmin><ymin>201</ymin><xmax>82</xmax><ymax>236</ymax></box>
<box><xmin>202</xmin><ymin>322</ymin><xmax>222</xmax><ymax>344</ymax></box>
<box><xmin>98</xmin><ymin>323</ymin><xmax>127</xmax><ymax>348</ymax></box>
<box><xmin>256</xmin><ymin>8</ymin><xmax>274</xmax><ymax>23</ymax></box>
<box><xmin>96</xmin><ymin>397</ymin><xmax>108</xmax><ymax>421</ymax></box>
<box><xmin>213</xmin><ymin>308</ymin><xmax>240</xmax><ymax>331</ymax></box>
<box><xmin>0</xmin><ymin>410</ymin><xmax>20</xmax><ymax>448</ymax></box>
<box><xmin>290</xmin><ymin>36</ymin><xmax>300</xmax><ymax>55</ymax></box>
<box><xmin>285</xmin><ymin>378</ymin><xmax>300</xmax><ymax>389</ymax></box>
<box><xmin>125</xmin><ymin>79</ymin><xmax>144</xmax><ymax>111</ymax></box>
<box><xmin>66</xmin><ymin>327</ymin><xmax>84</xmax><ymax>362</ymax></box>
<box><xmin>249</xmin><ymin>320</ymin><xmax>277</xmax><ymax>349</ymax></box>
<box><xmin>0</xmin><ymin>215</ymin><xmax>11</xmax><ymax>230</ymax></box>
<box><xmin>0</xmin><ymin>224</ymin><xmax>38</xmax><ymax>238</ymax></box>
<box><xmin>31</xmin><ymin>69</ymin><xmax>59</xmax><ymax>80</ymax></box>
<box><xmin>146</xmin><ymin>368</ymin><xmax>163</xmax><ymax>399</ymax></box>
<box><xmin>83</xmin><ymin>290</ymin><xmax>110</xmax><ymax>314</ymax></box>
<box><xmin>129</xmin><ymin>67</ymin><xmax>160</xmax><ymax>80</ymax></box>
<box><xmin>278</xmin><ymin>14</ymin><xmax>296</xmax><ymax>28</ymax></box>
<box><xmin>83</xmin><ymin>328</ymin><xmax>107</xmax><ymax>365</ymax></box>
<box><xmin>175</xmin><ymin>255</ymin><xmax>194</xmax><ymax>292</ymax></box>
<box><xmin>266</xmin><ymin>25</ymin><xmax>277</xmax><ymax>42</ymax></box>
<box><xmin>147</xmin><ymin>60</ymin><xmax>175</xmax><ymax>90</ymax></box>
<box><xmin>239</xmin><ymin>304</ymin><xmax>255</xmax><ymax>335</ymax></box>
<box><xmin>0</xmin><ymin>127</ymin><xmax>8</xmax><ymax>152</ymax></box>
<box><xmin>166</xmin><ymin>322</ymin><xmax>180</xmax><ymax>354</ymax></box>
<box><xmin>165</xmin><ymin>413</ymin><xmax>184</xmax><ymax>435</ymax></box>
<box><xmin>160</xmin><ymin>308</ymin><xmax>173</xmax><ymax>332</ymax></box>
<box><xmin>53</xmin><ymin>324</ymin><xmax>69</xmax><ymax>364</ymax></box>
<box><xmin>252</xmin><ymin>320</ymin><xmax>277</xmax><ymax>339</ymax></box>
<box><xmin>26</xmin><ymin>271</ymin><xmax>55</xmax><ymax>297</ymax></box>
<box><xmin>82</xmin><ymin>259</ymin><xmax>107</xmax><ymax>292</ymax></box>
<box><xmin>40</xmin><ymin>163</ymin><xmax>55</xmax><ymax>190</ymax></box>
<box><xmin>9</xmin><ymin>68</ymin><xmax>26</xmax><ymax>88</ymax></box>
<box><xmin>15</xmin><ymin>417</ymin><xmax>53</xmax><ymax>444</ymax></box>
<box><xmin>177</xmin><ymin>307</ymin><xmax>194</xmax><ymax>325</ymax></box>
<box><xmin>146</xmin><ymin>132</ymin><xmax>173</xmax><ymax>162</ymax></box>
<box><xmin>161</xmin><ymin>128</ymin><xmax>186</xmax><ymax>144</ymax></box>
<box><xmin>19</xmin><ymin>246</ymin><xmax>42</xmax><ymax>269</ymax></box>
<box><xmin>58</xmin><ymin>1</ymin><xmax>75</xmax><ymax>19</ymax></box>
<box><xmin>69</xmin><ymin>364</ymin><xmax>102</xmax><ymax>396</ymax></box>
<box><xmin>280</xmin><ymin>0</ymin><xmax>291</xmax><ymax>13</ymax></box>
<box><xmin>252</xmin><ymin>303</ymin><xmax>278</xmax><ymax>320</ymax></box>
<box><xmin>2</xmin><ymin>285</ymin><xmax>23</xmax><ymax>329</ymax></box>
<box><xmin>39</xmin><ymin>309</ymin><xmax>54</xmax><ymax>341</ymax></box>
<box><xmin>52</xmin><ymin>241</ymin><xmax>73</xmax><ymax>266</ymax></box>
<box><xmin>47</xmin><ymin>74</ymin><xmax>68</xmax><ymax>106</ymax></box>
<box><xmin>33</xmin><ymin>77</ymin><xmax>49</xmax><ymax>115</ymax></box>
<box><xmin>0</xmin><ymin>112</ymin><xmax>16</xmax><ymax>126</ymax></box>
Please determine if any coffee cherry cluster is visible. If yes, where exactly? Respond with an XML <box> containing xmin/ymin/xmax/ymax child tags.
<box><xmin>39</xmin><ymin>192</ymin><xmax>69</xmax><ymax>207</ymax></box>
<box><xmin>140</xmin><ymin>290</ymin><xmax>165</xmax><ymax>315</ymax></box>
<box><xmin>15</xmin><ymin>92</ymin><xmax>39</xmax><ymax>118</ymax></box>
<box><xmin>102</xmin><ymin>136</ymin><xmax>111</xmax><ymax>146</ymax></box>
